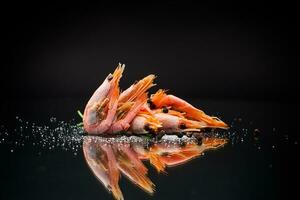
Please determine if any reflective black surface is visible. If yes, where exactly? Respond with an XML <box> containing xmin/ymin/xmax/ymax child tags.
<box><xmin>0</xmin><ymin>98</ymin><xmax>298</xmax><ymax>200</ymax></box>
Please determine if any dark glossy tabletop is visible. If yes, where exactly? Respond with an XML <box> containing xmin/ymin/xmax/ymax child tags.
<box><xmin>0</xmin><ymin>98</ymin><xmax>297</xmax><ymax>200</ymax></box>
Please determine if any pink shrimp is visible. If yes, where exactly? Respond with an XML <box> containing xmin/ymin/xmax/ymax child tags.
<box><xmin>83</xmin><ymin>64</ymin><xmax>124</xmax><ymax>134</ymax></box>
<box><xmin>150</xmin><ymin>89</ymin><xmax>228</xmax><ymax>129</ymax></box>
<box><xmin>108</xmin><ymin>75</ymin><xmax>156</xmax><ymax>133</ymax></box>
<box><xmin>153</xmin><ymin>110</ymin><xmax>208</xmax><ymax>133</ymax></box>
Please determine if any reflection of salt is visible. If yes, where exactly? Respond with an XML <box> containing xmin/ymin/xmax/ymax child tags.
<box><xmin>160</xmin><ymin>135</ymin><xmax>198</xmax><ymax>145</ymax></box>
<box><xmin>161</xmin><ymin>135</ymin><xmax>178</xmax><ymax>140</ymax></box>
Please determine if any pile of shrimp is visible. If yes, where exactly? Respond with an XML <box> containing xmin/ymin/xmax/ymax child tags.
<box><xmin>83</xmin><ymin>63</ymin><xmax>228</xmax><ymax>135</ymax></box>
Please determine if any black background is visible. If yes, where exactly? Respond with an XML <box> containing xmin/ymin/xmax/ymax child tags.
<box><xmin>1</xmin><ymin>2</ymin><xmax>299</xmax><ymax>200</ymax></box>
<box><xmin>1</xmin><ymin>1</ymin><xmax>297</xmax><ymax>101</ymax></box>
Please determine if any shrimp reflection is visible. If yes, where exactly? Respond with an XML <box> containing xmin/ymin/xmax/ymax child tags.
<box><xmin>83</xmin><ymin>135</ymin><xmax>226</xmax><ymax>200</ymax></box>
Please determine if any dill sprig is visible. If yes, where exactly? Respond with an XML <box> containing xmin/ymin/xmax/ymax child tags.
<box><xmin>77</xmin><ymin>110</ymin><xmax>83</xmax><ymax>127</ymax></box>
<box><xmin>77</xmin><ymin>110</ymin><xmax>83</xmax><ymax>119</ymax></box>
